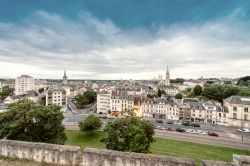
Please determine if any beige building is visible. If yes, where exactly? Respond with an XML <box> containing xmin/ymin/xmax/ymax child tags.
<box><xmin>45</xmin><ymin>86</ymin><xmax>67</xmax><ymax>110</ymax></box>
<box><xmin>224</xmin><ymin>96</ymin><xmax>250</xmax><ymax>128</ymax></box>
<box><xmin>110</xmin><ymin>91</ymin><xmax>134</xmax><ymax>114</ymax></box>
<box><xmin>15</xmin><ymin>75</ymin><xmax>35</xmax><ymax>95</ymax></box>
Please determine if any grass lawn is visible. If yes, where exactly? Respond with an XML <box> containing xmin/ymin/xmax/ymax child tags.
<box><xmin>65</xmin><ymin>130</ymin><xmax>250</xmax><ymax>165</ymax></box>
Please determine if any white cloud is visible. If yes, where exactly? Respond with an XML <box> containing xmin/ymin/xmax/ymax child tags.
<box><xmin>0</xmin><ymin>10</ymin><xmax>250</xmax><ymax>79</ymax></box>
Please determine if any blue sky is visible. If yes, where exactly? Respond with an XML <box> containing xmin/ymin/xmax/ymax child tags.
<box><xmin>0</xmin><ymin>0</ymin><xmax>250</xmax><ymax>79</ymax></box>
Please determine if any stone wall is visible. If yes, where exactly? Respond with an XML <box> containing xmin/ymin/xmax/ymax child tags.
<box><xmin>0</xmin><ymin>139</ymin><xmax>250</xmax><ymax>166</ymax></box>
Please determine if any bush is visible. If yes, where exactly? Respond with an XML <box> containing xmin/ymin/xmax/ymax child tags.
<box><xmin>79</xmin><ymin>114</ymin><xmax>102</xmax><ymax>134</ymax></box>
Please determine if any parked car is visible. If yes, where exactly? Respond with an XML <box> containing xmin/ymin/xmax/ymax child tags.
<box><xmin>167</xmin><ymin>121</ymin><xmax>174</xmax><ymax>124</ymax></box>
<box><xmin>166</xmin><ymin>127</ymin><xmax>175</xmax><ymax>131</ymax></box>
<box><xmin>182</xmin><ymin>121</ymin><xmax>191</xmax><ymax>126</ymax></box>
<box><xmin>175</xmin><ymin>128</ymin><xmax>185</xmax><ymax>132</ymax></box>
<box><xmin>208</xmin><ymin>132</ymin><xmax>219</xmax><ymax>137</ymax></box>
<box><xmin>174</xmin><ymin>121</ymin><xmax>182</xmax><ymax>125</ymax></box>
<box><xmin>198</xmin><ymin>130</ymin><xmax>207</xmax><ymax>135</ymax></box>
<box><xmin>156</xmin><ymin>120</ymin><xmax>163</xmax><ymax>123</ymax></box>
<box><xmin>237</xmin><ymin>128</ymin><xmax>250</xmax><ymax>133</ymax></box>
<box><xmin>191</xmin><ymin>123</ymin><xmax>200</xmax><ymax>127</ymax></box>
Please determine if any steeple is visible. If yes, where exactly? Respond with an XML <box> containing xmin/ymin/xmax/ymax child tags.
<box><xmin>165</xmin><ymin>66</ymin><xmax>170</xmax><ymax>86</ymax></box>
<box><xmin>63</xmin><ymin>70</ymin><xmax>68</xmax><ymax>85</ymax></box>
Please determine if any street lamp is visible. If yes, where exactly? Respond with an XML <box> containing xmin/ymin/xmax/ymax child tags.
<box><xmin>241</xmin><ymin>108</ymin><xmax>244</xmax><ymax>142</ymax></box>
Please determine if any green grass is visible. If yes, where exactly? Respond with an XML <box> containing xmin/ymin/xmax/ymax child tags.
<box><xmin>65</xmin><ymin>130</ymin><xmax>250</xmax><ymax>165</ymax></box>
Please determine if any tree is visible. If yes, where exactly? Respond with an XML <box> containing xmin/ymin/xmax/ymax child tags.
<box><xmin>0</xmin><ymin>99</ymin><xmax>66</xmax><ymax>144</ymax></box>
<box><xmin>75</xmin><ymin>94</ymin><xmax>88</xmax><ymax>108</ymax></box>
<box><xmin>237</xmin><ymin>76</ymin><xmax>250</xmax><ymax>86</ymax></box>
<box><xmin>193</xmin><ymin>85</ymin><xmax>202</xmax><ymax>96</ymax></box>
<box><xmin>84</xmin><ymin>91</ymin><xmax>97</xmax><ymax>103</ymax></box>
<box><xmin>101</xmin><ymin>110</ymin><xmax>154</xmax><ymax>153</ymax></box>
<box><xmin>38</xmin><ymin>88</ymin><xmax>45</xmax><ymax>94</ymax></box>
<box><xmin>79</xmin><ymin>114</ymin><xmax>102</xmax><ymax>134</ymax></box>
<box><xmin>170</xmin><ymin>78</ymin><xmax>185</xmax><ymax>84</ymax></box>
<box><xmin>175</xmin><ymin>93</ymin><xmax>183</xmax><ymax>99</ymax></box>
<box><xmin>157</xmin><ymin>89</ymin><xmax>166</xmax><ymax>97</ymax></box>
<box><xmin>0</xmin><ymin>85</ymin><xmax>14</xmax><ymax>98</ymax></box>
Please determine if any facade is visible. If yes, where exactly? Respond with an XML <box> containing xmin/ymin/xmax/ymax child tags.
<box><xmin>15</xmin><ymin>75</ymin><xmax>35</xmax><ymax>95</ymax></box>
<box><xmin>224</xmin><ymin>96</ymin><xmax>250</xmax><ymax>128</ymax></box>
<box><xmin>142</xmin><ymin>97</ymin><xmax>179</xmax><ymax>120</ymax></box>
<box><xmin>45</xmin><ymin>86</ymin><xmax>67</xmax><ymax>110</ymax></box>
<box><xmin>97</xmin><ymin>91</ymin><xmax>111</xmax><ymax>114</ymax></box>
<box><xmin>110</xmin><ymin>91</ymin><xmax>134</xmax><ymax>114</ymax></box>
<box><xmin>158</xmin><ymin>85</ymin><xmax>178</xmax><ymax>96</ymax></box>
<box><xmin>3</xmin><ymin>90</ymin><xmax>39</xmax><ymax>105</ymax></box>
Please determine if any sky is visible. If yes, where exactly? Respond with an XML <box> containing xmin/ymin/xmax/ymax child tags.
<box><xmin>0</xmin><ymin>0</ymin><xmax>250</xmax><ymax>80</ymax></box>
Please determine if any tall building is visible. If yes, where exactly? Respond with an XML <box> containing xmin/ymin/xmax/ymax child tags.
<box><xmin>165</xmin><ymin>66</ymin><xmax>170</xmax><ymax>86</ymax></box>
<box><xmin>15</xmin><ymin>75</ymin><xmax>35</xmax><ymax>95</ymax></box>
<box><xmin>63</xmin><ymin>70</ymin><xmax>68</xmax><ymax>85</ymax></box>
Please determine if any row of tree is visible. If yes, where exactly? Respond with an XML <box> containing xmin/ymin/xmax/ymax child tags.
<box><xmin>74</xmin><ymin>91</ymin><xmax>97</xmax><ymax>108</ymax></box>
<box><xmin>183</xmin><ymin>83</ymin><xmax>250</xmax><ymax>102</ymax></box>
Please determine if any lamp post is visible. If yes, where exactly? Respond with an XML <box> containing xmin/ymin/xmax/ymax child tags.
<box><xmin>241</xmin><ymin>108</ymin><xmax>243</xmax><ymax>142</ymax></box>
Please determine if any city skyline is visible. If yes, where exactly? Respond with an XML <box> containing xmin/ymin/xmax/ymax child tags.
<box><xmin>0</xmin><ymin>0</ymin><xmax>250</xmax><ymax>79</ymax></box>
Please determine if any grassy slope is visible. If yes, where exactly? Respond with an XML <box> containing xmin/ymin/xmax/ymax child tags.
<box><xmin>65</xmin><ymin>131</ymin><xmax>250</xmax><ymax>165</ymax></box>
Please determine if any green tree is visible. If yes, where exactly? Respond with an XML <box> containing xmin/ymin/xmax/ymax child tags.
<box><xmin>237</xmin><ymin>76</ymin><xmax>250</xmax><ymax>86</ymax></box>
<box><xmin>75</xmin><ymin>94</ymin><xmax>88</xmax><ymax>108</ymax></box>
<box><xmin>193</xmin><ymin>85</ymin><xmax>203</xmax><ymax>96</ymax></box>
<box><xmin>101</xmin><ymin>110</ymin><xmax>154</xmax><ymax>153</ymax></box>
<box><xmin>0</xmin><ymin>99</ymin><xmax>66</xmax><ymax>144</ymax></box>
<box><xmin>38</xmin><ymin>88</ymin><xmax>45</xmax><ymax>94</ymax></box>
<box><xmin>157</xmin><ymin>89</ymin><xmax>166</xmax><ymax>97</ymax></box>
<box><xmin>79</xmin><ymin>114</ymin><xmax>102</xmax><ymax>134</ymax></box>
<box><xmin>170</xmin><ymin>78</ymin><xmax>185</xmax><ymax>84</ymax></box>
<box><xmin>0</xmin><ymin>85</ymin><xmax>14</xmax><ymax>98</ymax></box>
<box><xmin>84</xmin><ymin>91</ymin><xmax>97</xmax><ymax>103</ymax></box>
<box><xmin>175</xmin><ymin>93</ymin><xmax>183</xmax><ymax>99</ymax></box>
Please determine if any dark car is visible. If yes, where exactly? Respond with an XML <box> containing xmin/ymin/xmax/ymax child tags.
<box><xmin>175</xmin><ymin>128</ymin><xmax>185</xmax><ymax>132</ymax></box>
<box><xmin>182</xmin><ymin>121</ymin><xmax>191</xmax><ymax>126</ymax></box>
<box><xmin>156</xmin><ymin>120</ymin><xmax>163</xmax><ymax>123</ymax></box>
<box><xmin>167</xmin><ymin>121</ymin><xmax>174</xmax><ymax>124</ymax></box>
<box><xmin>208</xmin><ymin>132</ymin><xmax>219</xmax><ymax>137</ymax></box>
<box><xmin>191</xmin><ymin>123</ymin><xmax>200</xmax><ymax>127</ymax></box>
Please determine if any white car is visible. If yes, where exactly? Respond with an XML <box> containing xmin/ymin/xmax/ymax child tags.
<box><xmin>238</xmin><ymin>128</ymin><xmax>250</xmax><ymax>133</ymax></box>
<box><xmin>175</xmin><ymin>121</ymin><xmax>182</xmax><ymax>125</ymax></box>
<box><xmin>198</xmin><ymin>130</ymin><xmax>207</xmax><ymax>135</ymax></box>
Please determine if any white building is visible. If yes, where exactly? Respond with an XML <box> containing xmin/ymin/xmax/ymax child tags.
<box><xmin>15</xmin><ymin>75</ymin><xmax>35</xmax><ymax>95</ymax></box>
<box><xmin>97</xmin><ymin>90</ymin><xmax>111</xmax><ymax>114</ymax></box>
<box><xmin>224</xmin><ymin>96</ymin><xmax>250</xmax><ymax>128</ymax></box>
<box><xmin>45</xmin><ymin>86</ymin><xmax>67</xmax><ymax>110</ymax></box>
<box><xmin>183</xmin><ymin>79</ymin><xmax>204</xmax><ymax>89</ymax></box>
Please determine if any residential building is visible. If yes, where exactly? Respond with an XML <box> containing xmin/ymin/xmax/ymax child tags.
<box><xmin>15</xmin><ymin>75</ymin><xmax>35</xmax><ymax>95</ymax></box>
<box><xmin>45</xmin><ymin>86</ymin><xmax>67</xmax><ymax>110</ymax></box>
<box><xmin>224</xmin><ymin>96</ymin><xmax>250</xmax><ymax>128</ymax></box>
<box><xmin>3</xmin><ymin>90</ymin><xmax>39</xmax><ymax>105</ymax></box>
<box><xmin>97</xmin><ymin>90</ymin><xmax>111</xmax><ymax>114</ymax></box>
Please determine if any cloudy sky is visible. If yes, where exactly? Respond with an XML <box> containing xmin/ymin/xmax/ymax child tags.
<box><xmin>0</xmin><ymin>0</ymin><xmax>250</xmax><ymax>79</ymax></box>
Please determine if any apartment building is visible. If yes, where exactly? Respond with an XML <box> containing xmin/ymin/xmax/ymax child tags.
<box><xmin>110</xmin><ymin>91</ymin><xmax>134</xmax><ymax>114</ymax></box>
<box><xmin>15</xmin><ymin>75</ymin><xmax>35</xmax><ymax>95</ymax></box>
<box><xmin>45</xmin><ymin>86</ymin><xmax>67</xmax><ymax>109</ymax></box>
<box><xmin>97</xmin><ymin>90</ymin><xmax>111</xmax><ymax>114</ymax></box>
<box><xmin>224</xmin><ymin>96</ymin><xmax>250</xmax><ymax>128</ymax></box>
<box><xmin>142</xmin><ymin>97</ymin><xmax>179</xmax><ymax>120</ymax></box>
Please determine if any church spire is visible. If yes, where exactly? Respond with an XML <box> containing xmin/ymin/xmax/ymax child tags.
<box><xmin>165</xmin><ymin>66</ymin><xmax>170</xmax><ymax>86</ymax></box>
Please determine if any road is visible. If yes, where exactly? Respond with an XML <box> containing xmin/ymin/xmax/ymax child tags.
<box><xmin>155</xmin><ymin>130</ymin><xmax>250</xmax><ymax>150</ymax></box>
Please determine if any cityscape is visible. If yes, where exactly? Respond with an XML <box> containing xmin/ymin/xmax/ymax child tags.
<box><xmin>0</xmin><ymin>0</ymin><xmax>250</xmax><ymax>166</ymax></box>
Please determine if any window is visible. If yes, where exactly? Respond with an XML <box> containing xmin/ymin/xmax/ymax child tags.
<box><xmin>233</xmin><ymin>107</ymin><xmax>237</xmax><ymax>111</ymax></box>
<box><xmin>223</xmin><ymin>113</ymin><xmax>226</xmax><ymax>118</ymax></box>
<box><xmin>244</xmin><ymin>107</ymin><xmax>249</xmax><ymax>113</ymax></box>
<box><xmin>244</xmin><ymin>114</ymin><xmax>248</xmax><ymax>121</ymax></box>
<box><xmin>233</xmin><ymin>113</ymin><xmax>237</xmax><ymax>119</ymax></box>
<box><xmin>219</xmin><ymin>113</ymin><xmax>221</xmax><ymax>117</ymax></box>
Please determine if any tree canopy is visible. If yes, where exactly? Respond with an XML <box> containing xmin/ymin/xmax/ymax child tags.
<box><xmin>0</xmin><ymin>85</ymin><xmax>14</xmax><ymax>98</ymax></box>
<box><xmin>170</xmin><ymin>78</ymin><xmax>185</xmax><ymax>84</ymax></box>
<box><xmin>101</xmin><ymin>110</ymin><xmax>154</xmax><ymax>153</ymax></box>
<box><xmin>0</xmin><ymin>99</ymin><xmax>66</xmax><ymax>144</ymax></box>
<box><xmin>79</xmin><ymin>114</ymin><xmax>102</xmax><ymax>134</ymax></box>
<box><xmin>193</xmin><ymin>85</ymin><xmax>203</xmax><ymax>96</ymax></box>
<box><xmin>74</xmin><ymin>91</ymin><xmax>97</xmax><ymax>108</ymax></box>
<box><xmin>237</xmin><ymin>76</ymin><xmax>250</xmax><ymax>86</ymax></box>
<box><xmin>175</xmin><ymin>93</ymin><xmax>183</xmax><ymax>99</ymax></box>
